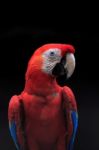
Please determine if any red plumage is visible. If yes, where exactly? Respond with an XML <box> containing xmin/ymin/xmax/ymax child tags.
<box><xmin>8</xmin><ymin>43</ymin><xmax>78</xmax><ymax>150</ymax></box>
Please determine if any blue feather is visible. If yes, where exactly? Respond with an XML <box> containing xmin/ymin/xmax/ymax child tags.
<box><xmin>9</xmin><ymin>121</ymin><xmax>20</xmax><ymax>150</ymax></box>
<box><xmin>68</xmin><ymin>111</ymin><xmax>78</xmax><ymax>150</ymax></box>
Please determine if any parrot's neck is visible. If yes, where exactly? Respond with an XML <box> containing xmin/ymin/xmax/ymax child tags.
<box><xmin>24</xmin><ymin>71</ymin><xmax>60</xmax><ymax>96</ymax></box>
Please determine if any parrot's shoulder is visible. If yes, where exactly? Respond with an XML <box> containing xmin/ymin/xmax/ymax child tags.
<box><xmin>61</xmin><ymin>86</ymin><xmax>77</xmax><ymax>110</ymax></box>
<box><xmin>9</xmin><ymin>95</ymin><xmax>20</xmax><ymax>109</ymax></box>
<box><xmin>62</xmin><ymin>86</ymin><xmax>75</xmax><ymax>100</ymax></box>
<box><xmin>8</xmin><ymin>95</ymin><xmax>21</xmax><ymax>120</ymax></box>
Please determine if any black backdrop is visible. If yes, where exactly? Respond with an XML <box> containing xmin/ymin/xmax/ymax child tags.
<box><xmin>0</xmin><ymin>24</ymin><xmax>99</xmax><ymax>150</ymax></box>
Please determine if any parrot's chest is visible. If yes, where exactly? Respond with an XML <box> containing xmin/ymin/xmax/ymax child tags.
<box><xmin>22</xmin><ymin>92</ymin><xmax>66</xmax><ymax>144</ymax></box>
<box><xmin>25</xmin><ymin>93</ymin><xmax>62</xmax><ymax>121</ymax></box>
<box><xmin>23</xmin><ymin>92</ymin><xmax>63</xmax><ymax>128</ymax></box>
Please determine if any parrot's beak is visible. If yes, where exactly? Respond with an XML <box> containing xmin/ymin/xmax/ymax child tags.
<box><xmin>52</xmin><ymin>55</ymin><xmax>67</xmax><ymax>77</ymax></box>
<box><xmin>52</xmin><ymin>53</ymin><xmax>75</xmax><ymax>79</ymax></box>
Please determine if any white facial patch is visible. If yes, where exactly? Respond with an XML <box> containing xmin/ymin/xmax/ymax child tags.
<box><xmin>42</xmin><ymin>48</ymin><xmax>61</xmax><ymax>74</ymax></box>
<box><xmin>65</xmin><ymin>53</ymin><xmax>75</xmax><ymax>78</ymax></box>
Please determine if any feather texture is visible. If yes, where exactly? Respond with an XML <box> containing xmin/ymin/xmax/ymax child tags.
<box><xmin>68</xmin><ymin>111</ymin><xmax>78</xmax><ymax>150</ymax></box>
<box><xmin>9</xmin><ymin>121</ymin><xmax>20</xmax><ymax>150</ymax></box>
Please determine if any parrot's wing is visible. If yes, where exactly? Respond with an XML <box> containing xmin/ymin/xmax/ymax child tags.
<box><xmin>68</xmin><ymin>111</ymin><xmax>78</xmax><ymax>150</ymax></box>
<box><xmin>8</xmin><ymin>95</ymin><xmax>27</xmax><ymax>150</ymax></box>
<box><xmin>62</xmin><ymin>86</ymin><xmax>78</xmax><ymax>150</ymax></box>
<box><xmin>9</xmin><ymin>120</ymin><xmax>20</xmax><ymax>150</ymax></box>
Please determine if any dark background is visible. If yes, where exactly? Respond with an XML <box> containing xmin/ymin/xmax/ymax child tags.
<box><xmin>0</xmin><ymin>18</ymin><xmax>99</xmax><ymax>150</ymax></box>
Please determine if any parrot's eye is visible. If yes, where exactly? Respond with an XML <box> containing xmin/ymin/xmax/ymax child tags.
<box><xmin>49</xmin><ymin>51</ymin><xmax>55</xmax><ymax>57</ymax></box>
<box><xmin>42</xmin><ymin>48</ymin><xmax>61</xmax><ymax>60</ymax></box>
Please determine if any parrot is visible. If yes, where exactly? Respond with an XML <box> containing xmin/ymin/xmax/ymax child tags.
<box><xmin>8</xmin><ymin>43</ymin><xmax>78</xmax><ymax>150</ymax></box>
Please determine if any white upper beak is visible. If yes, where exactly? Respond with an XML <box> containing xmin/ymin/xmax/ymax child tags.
<box><xmin>64</xmin><ymin>53</ymin><xmax>76</xmax><ymax>78</ymax></box>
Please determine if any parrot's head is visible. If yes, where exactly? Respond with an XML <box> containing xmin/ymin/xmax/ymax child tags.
<box><xmin>26</xmin><ymin>43</ymin><xmax>75</xmax><ymax>80</ymax></box>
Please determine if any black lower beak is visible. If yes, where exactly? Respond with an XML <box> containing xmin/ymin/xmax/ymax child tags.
<box><xmin>52</xmin><ymin>62</ymin><xmax>67</xmax><ymax>76</ymax></box>
<box><xmin>52</xmin><ymin>55</ymin><xmax>67</xmax><ymax>77</ymax></box>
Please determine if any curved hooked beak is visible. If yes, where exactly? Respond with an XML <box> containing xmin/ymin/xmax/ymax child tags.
<box><xmin>52</xmin><ymin>53</ymin><xmax>75</xmax><ymax>79</ymax></box>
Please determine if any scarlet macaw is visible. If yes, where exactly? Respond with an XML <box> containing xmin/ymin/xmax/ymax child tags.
<box><xmin>8</xmin><ymin>43</ymin><xmax>78</xmax><ymax>150</ymax></box>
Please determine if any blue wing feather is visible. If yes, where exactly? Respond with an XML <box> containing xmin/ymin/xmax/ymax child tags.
<box><xmin>9</xmin><ymin>121</ymin><xmax>20</xmax><ymax>150</ymax></box>
<box><xmin>68</xmin><ymin>111</ymin><xmax>78</xmax><ymax>150</ymax></box>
